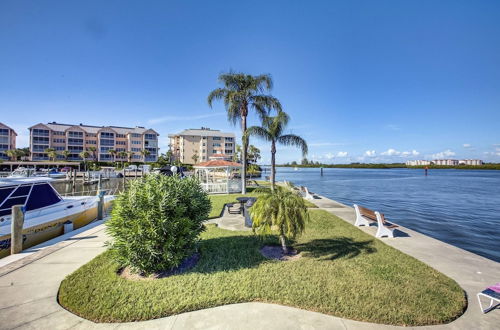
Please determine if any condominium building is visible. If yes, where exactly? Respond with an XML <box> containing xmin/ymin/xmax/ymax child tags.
<box><xmin>433</xmin><ymin>159</ymin><xmax>459</xmax><ymax>166</ymax></box>
<box><xmin>168</xmin><ymin>127</ymin><xmax>236</xmax><ymax>165</ymax></box>
<box><xmin>0</xmin><ymin>123</ymin><xmax>17</xmax><ymax>160</ymax></box>
<box><xmin>405</xmin><ymin>160</ymin><xmax>432</xmax><ymax>166</ymax></box>
<box><xmin>28</xmin><ymin>122</ymin><xmax>159</xmax><ymax>162</ymax></box>
<box><xmin>459</xmin><ymin>159</ymin><xmax>483</xmax><ymax>166</ymax></box>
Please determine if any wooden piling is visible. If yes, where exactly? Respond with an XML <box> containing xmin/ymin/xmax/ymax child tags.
<box><xmin>97</xmin><ymin>194</ymin><xmax>104</xmax><ymax>220</ymax></box>
<box><xmin>11</xmin><ymin>205</ymin><xmax>24</xmax><ymax>254</ymax></box>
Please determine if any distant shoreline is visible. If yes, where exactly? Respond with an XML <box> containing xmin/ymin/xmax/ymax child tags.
<box><xmin>273</xmin><ymin>164</ymin><xmax>500</xmax><ymax>170</ymax></box>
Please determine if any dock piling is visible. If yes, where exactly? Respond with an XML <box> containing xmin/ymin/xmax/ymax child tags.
<box><xmin>11</xmin><ymin>205</ymin><xmax>24</xmax><ymax>254</ymax></box>
<box><xmin>97</xmin><ymin>193</ymin><xmax>104</xmax><ymax>220</ymax></box>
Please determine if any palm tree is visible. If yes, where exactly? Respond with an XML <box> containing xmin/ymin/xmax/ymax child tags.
<box><xmin>140</xmin><ymin>149</ymin><xmax>150</xmax><ymax>162</ymax></box>
<box><xmin>117</xmin><ymin>151</ymin><xmax>127</xmax><ymax>168</ymax></box>
<box><xmin>208</xmin><ymin>72</ymin><xmax>282</xmax><ymax>194</ymax></box>
<box><xmin>87</xmin><ymin>146</ymin><xmax>97</xmax><ymax>163</ymax></box>
<box><xmin>79</xmin><ymin>151</ymin><xmax>90</xmax><ymax>171</ymax></box>
<box><xmin>107</xmin><ymin>149</ymin><xmax>117</xmax><ymax>164</ymax></box>
<box><xmin>61</xmin><ymin>150</ymin><xmax>70</xmax><ymax>161</ymax></box>
<box><xmin>191</xmin><ymin>150</ymin><xmax>199</xmax><ymax>164</ymax></box>
<box><xmin>45</xmin><ymin>148</ymin><xmax>58</xmax><ymax>162</ymax></box>
<box><xmin>251</xmin><ymin>187</ymin><xmax>309</xmax><ymax>254</ymax></box>
<box><xmin>5</xmin><ymin>149</ymin><xmax>18</xmax><ymax>161</ymax></box>
<box><xmin>126</xmin><ymin>151</ymin><xmax>134</xmax><ymax>163</ymax></box>
<box><xmin>246</xmin><ymin>112</ymin><xmax>308</xmax><ymax>190</ymax></box>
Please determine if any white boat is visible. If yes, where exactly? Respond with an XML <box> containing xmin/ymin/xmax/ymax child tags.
<box><xmin>0</xmin><ymin>177</ymin><xmax>115</xmax><ymax>258</ymax></box>
<box><xmin>8</xmin><ymin>167</ymin><xmax>37</xmax><ymax>178</ymax></box>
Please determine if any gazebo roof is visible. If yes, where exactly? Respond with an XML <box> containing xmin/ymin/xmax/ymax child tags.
<box><xmin>194</xmin><ymin>160</ymin><xmax>242</xmax><ymax>168</ymax></box>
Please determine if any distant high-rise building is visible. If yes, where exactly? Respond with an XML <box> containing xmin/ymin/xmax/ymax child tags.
<box><xmin>0</xmin><ymin>123</ymin><xmax>17</xmax><ymax>160</ymax></box>
<box><xmin>28</xmin><ymin>122</ymin><xmax>159</xmax><ymax>162</ymax></box>
<box><xmin>168</xmin><ymin>127</ymin><xmax>236</xmax><ymax>165</ymax></box>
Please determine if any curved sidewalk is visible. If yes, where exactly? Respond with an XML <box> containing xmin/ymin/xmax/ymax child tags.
<box><xmin>0</xmin><ymin>200</ymin><xmax>498</xmax><ymax>329</ymax></box>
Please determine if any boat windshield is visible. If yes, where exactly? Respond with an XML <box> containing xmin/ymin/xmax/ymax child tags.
<box><xmin>0</xmin><ymin>182</ymin><xmax>62</xmax><ymax>217</ymax></box>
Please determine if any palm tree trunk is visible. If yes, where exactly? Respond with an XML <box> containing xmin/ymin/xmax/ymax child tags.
<box><xmin>279</xmin><ymin>235</ymin><xmax>288</xmax><ymax>254</ymax></box>
<box><xmin>241</xmin><ymin>114</ymin><xmax>247</xmax><ymax>194</ymax></box>
<box><xmin>271</xmin><ymin>140</ymin><xmax>276</xmax><ymax>191</ymax></box>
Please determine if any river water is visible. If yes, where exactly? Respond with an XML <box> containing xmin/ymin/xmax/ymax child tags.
<box><xmin>51</xmin><ymin>169</ymin><xmax>500</xmax><ymax>262</ymax></box>
<box><xmin>270</xmin><ymin>167</ymin><xmax>500</xmax><ymax>262</ymax></box>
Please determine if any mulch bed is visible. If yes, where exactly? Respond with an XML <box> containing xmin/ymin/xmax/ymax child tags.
<box><xmin>119</xmin><ymin>253</ymin><xmax>200</xmax><ymax>280</ymax></box>
<box><xmin>260</xmin><ymin>245</ymin><xmax>301</xmax><ymax>261</ymax></box>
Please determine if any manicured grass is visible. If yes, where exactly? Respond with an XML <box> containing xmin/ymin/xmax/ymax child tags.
<box><xmin>208</xmin><ymin>188</ymin><xmax>316</xmax><ymax>218</ymax></box>
<box><xmin>58</xmin><ymin>209</ymin><xmax>465</xmax><ymax>325</ymax></box>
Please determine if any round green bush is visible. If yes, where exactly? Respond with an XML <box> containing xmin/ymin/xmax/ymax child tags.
<box><xmin>106</xmin><ymin>174</ymin><xmax>211</xmax><ymax>274</ymax></box>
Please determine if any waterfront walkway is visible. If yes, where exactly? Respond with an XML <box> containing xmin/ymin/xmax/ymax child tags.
<box><xmin>0</xmin><ymin>196</ymin><xmax>499</xmax><ymax>329</ymax></box>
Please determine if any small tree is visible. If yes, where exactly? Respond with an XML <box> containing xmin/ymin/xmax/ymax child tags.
<box><xmin>108</xmin><ymin>148</ymin><xmax>117</xmax><ymax>164</ymax></box>
<box><xmin>88</xmin><ymin>146</ymin><xmax>97</xmax><ymax>163</ymax></box>
<box><xmin>251</xmin><ymin>187</ymin><xmax>309</xmax><ymax>254</ymax></box>
<box><xmin>191</xmin><ymin>150</ymin><xmax>199</xmax><ymax>164</ymax></box>
<box><xmin>79</xmin><ymin>151</ymin><xmax>90</xmax><ymax>171</ymax></box>
<box><xmin>6</xmin><ymin>149</ymin><xmax>17</xmax><ymax>161</ymax></box>
<box><xmin>61</xmin><ymin>150</ymin><xmax>71</xmax><ymax>161</ymax></box>
<box><xmin>106</xmin><ymin>174</ymin><xmax>211</xmax><ymax>274</ymax></box>
<box><xmin>45</xmin><ymin>148</ymin><xmax>57</xmax><ymax>161</ymax></box>
<box><xmin>140</xmin><ymin>149</ymin><xmax>150</xmax><ymax>162</ymax></box>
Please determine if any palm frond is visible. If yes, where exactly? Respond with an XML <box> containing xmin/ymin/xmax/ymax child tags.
<box><xmin>246</xmin><ymin>126</ymin><xmax>273</xmax><ymax>142</ymax></box>
<box><xmin>207</xmin><ymin>88</ymin><xmax>227</xmax><ymax>108</ymax></box>
<box><xmin>277</xmin><ymin>134</ymin><xmax>308</xmax><ymax>156</ymax></box>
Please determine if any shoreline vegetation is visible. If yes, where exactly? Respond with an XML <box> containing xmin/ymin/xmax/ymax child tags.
<box><xmin>277</xmin><ymin>163</ymin><xmax>500</xmax><ymax>170</ymax></box>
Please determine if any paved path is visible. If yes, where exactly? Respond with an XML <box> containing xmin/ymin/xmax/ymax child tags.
<box><xmin>0</xmin><ymin>197</ymin><xmax>498</xmax><ymax>329</ymax></box>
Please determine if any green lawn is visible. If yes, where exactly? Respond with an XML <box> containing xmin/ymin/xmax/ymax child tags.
<box><xmin>58</xmin><ymin>209</ymin><xmax>465</xmax><ymax>325</ymax></box>
<box><xmin>208</xmin><ymin>188</ymin><xmax>316</xmax><ymax>218</ymax></box>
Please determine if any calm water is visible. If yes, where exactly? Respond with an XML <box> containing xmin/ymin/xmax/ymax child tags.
<box><xmin>270</xmin><ymin>167</ymin><xmax>500</xmax><ymax>262</ymax></box>
<box><xmin>51</xmin><ymin>170</ymin><xmax>500</xmax><ymax>262</ymax></box>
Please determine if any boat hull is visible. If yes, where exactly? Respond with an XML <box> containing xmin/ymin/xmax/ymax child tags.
<box><xmin>0</xmin><ymin>200</ymin><xmax>113</xmax><ymax>258</ymax></box>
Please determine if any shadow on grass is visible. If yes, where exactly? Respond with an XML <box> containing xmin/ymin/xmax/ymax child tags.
<box><xmin>194</xmin><ymin>234</ymin><xmax>273</xmax><ymax>274</ymax></box>
<box><xmin>296</xmin><ymin>237</ymin><xmax>376</xmax><ymax>260</ymax></box>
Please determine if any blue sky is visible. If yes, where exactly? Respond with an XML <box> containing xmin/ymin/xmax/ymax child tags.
<box><xmin>1</xmin><ymin>0</ymin><xmax>500</xmax><ymax>164</ymax></box>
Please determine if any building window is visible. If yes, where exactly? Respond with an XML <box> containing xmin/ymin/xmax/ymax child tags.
<box><xmin>132</xmin><ymin>140</ymin><xmax>141</xmax><ymax>145</ymax></box>
<box><xmin>131</xmin><ymin>133</ymin><xmax>141</xmax><ymax>138</ymax></box>
<box><xmin>32</xmin><ymin>129</ymin><xmax>50</xmax><ymax>136</ymax></box>
<box><xmin>213</xmin><ymin>143</ymin><xmax>221</xmax><ymax>147</ymax></box>
<box><xmin>225</xmin><ymin>137</ymin><xmax>233</xmax><ymax>141</ymax></box>
<box><xmin>116</xmin><ymin>141</ymin><xmax>126</xmax><ymax>145</ymax></box>
<box><xmin>55</xmin><ymin>146</ymin><xmax>65</xmax><ymax>151</ymax></box>
<box><xmin>212</xmin><ymin>137</ymin><xmax>221</xmax><ymax>140</ymax></box>
<box><xmin>116</xmin><ymin>134</ymin><xmax>126</xmax><ymax>138</ymax></box>
<box><xmin>131</xmin><ymin>147</ymin><xmax>141</xmax><ymax>152</ymax></box>
<box><xmin>85</xmin><ymin>140</ymin><xmax>97</xmax><ymax>144</ymax></box>
<box><xmin>225</xmin><ymin>149</ymin><xmax>233</xmax><ymax>154</ymax></box>
<box><xmin>53</xmin><ymin>138</ymin><xmax>66</xmax><ymax>143</ymax></box>
<box><xmin>225</xmin><ymin>143</ymin><xmax>232</xmax><ymax>147</ymax></box>
<box><xmin>212</xmin><ymin>150</ymin><xmax>218</xmax><ymax>154</ymax></box>
<box><xmin>67</xmin><ymin>138</ymin><xmax>83</xmax><ymax>145</ymax></box>
<box><xmin>68</xmin><ymin>131</ymin><xmax>83</xmax><ymax>138</ymax></box>
<box><xmin>100</xmin><ymin>139</ymin><xmax>114</xmax><ymax>146</ymax></box>
<box><xmin>53</xmin><ymin>131</ymin><xmax>65</xmax><ymax>136</ymax></box>
<box><xmin>0</xmin><ymin>129</ymin><xmax>9</xmax><ymax>135</ymax></box>
<box><xmin>32</xmin><ymin>136</ymin><xmax>49</xmax><ymax>144</ymax></box>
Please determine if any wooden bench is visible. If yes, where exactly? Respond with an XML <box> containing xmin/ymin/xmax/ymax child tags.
<box><xmin>353</xmin><ymin>204</ymin><xmax>398</xmax><ymax>238</ymax></box>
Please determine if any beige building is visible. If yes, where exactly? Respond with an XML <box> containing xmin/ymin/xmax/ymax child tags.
<box><xmin>28</xmin><ymin>122</ymin><xmax>159</xmax><ymax>162</ymax></box>
<box><xmin>0</xmin><ymin>123</ymin><xmax>17</xmax><ymax>160</ymax></box>
<box><xmin>169</xmin><ymin>127</ymin><xmax>236</xmax><ymax>165</ymax></box>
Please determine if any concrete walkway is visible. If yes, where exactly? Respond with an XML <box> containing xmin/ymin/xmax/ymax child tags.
<box><xmin>205</xmin><ymin>206</ymin><xmax>251</xmax><ymax>231</ymax></box>
<box><xmin>0</xmin><ymin>197</ymin><xmax>499</xmax><ymax>329</ymax></box>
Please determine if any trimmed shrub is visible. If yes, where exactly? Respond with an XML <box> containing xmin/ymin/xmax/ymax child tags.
<box><xmin>106</xmin><ymin>174</ymin><xmax>211</xmax><ymax>274</ymax></box>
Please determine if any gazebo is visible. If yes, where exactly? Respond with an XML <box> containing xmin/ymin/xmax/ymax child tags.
<box><xmin>193</xmin><ymin>160</ymin><xmax>242</xmax><ymax>194</ymax></box>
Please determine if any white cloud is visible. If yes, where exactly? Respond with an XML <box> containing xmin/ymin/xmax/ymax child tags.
<box><xmin>381</xmin><ymin>148</ymin><xmax>400</xmax><ymax>156</ymax></box>
<box><xmin>147</xmin><ymin>112</ymin><xmax>225</xmax><ymax>124</ymax></box>
<box><xmin>401</xmin><ymin>150</ymin><xmax>420</xmax><ymax>157</ymax></box>
<box><xmin>364</xmin><ymin>150</ymin><xmax>376</xmax><ymax>157</ymax></box>
<box><xmin>431</xmin><ymin>149</ymin><xmax>456</xmax><ymax>159</ymax></box>
<box><xmin>324</xmin><ymin>152</ymin><xmax>335</xmax><ymax>159</ymax></box>
<box><xmin>337</xmin><ymin>151</ymin><xmax>348</xmax><ymax>157</ymax></box>
<box><xmin>463</xmin><ymin>144</ymin><xmax>472</xmax><ymax>148</ymax></box>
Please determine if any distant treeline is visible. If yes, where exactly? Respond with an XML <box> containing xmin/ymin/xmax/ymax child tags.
<box><xmin>277</xmin><ymin>163</ymin><xmax>500</xmax><ymax>170</ymax></box>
